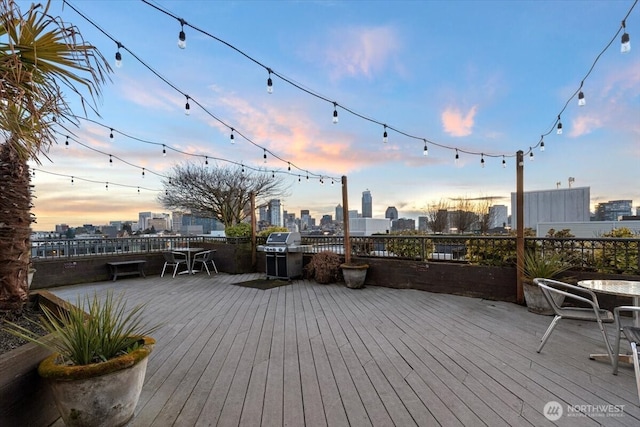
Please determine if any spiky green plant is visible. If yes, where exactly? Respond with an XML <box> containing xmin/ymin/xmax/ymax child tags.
<box><xmin>520</xmin><ymin>251</ymin><xmax>570</xmax><ymax>282</ymax></box>
<box><xmin>3</xmin><ymin>291</ymin><xmax>161</xmax><ymax>365</ymax></box>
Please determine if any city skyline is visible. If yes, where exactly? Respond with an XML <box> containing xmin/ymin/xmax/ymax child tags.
<box><xmin>24</xmin><ymin>1</ymin><xmax>639</xmax><ymax>231</ymax></box>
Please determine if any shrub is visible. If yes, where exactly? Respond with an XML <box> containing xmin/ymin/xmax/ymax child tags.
<box><xmin>258</xmin><ymin>226</ymin><xmax>289</xmax><ymax>237</ymax></box>
<box><xmin>225</xmin><ymin>223</ymin><xmax>252</xmax><ymax>238</ymax></box>
<box><xmin>305</xmin><ymin>251</ymin><xmax>342</xmax><ymax>284</ymax></box>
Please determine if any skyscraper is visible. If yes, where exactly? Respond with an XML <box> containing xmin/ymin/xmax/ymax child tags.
<box><xmin>335</xmin><ymin>204</ymin><xmax>343</xmax><ymax>223</ymax></box>
<box><xmin>362</xmin><ymin>190</ymin><xmax>372</xmax><ymax>218</ymax></box>
<box><xmin>385</xmin><ymin>206</ymin><xmax>398</xmax><ymax>220</ymax></box>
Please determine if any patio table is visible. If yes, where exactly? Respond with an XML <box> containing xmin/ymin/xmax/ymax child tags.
<box><xmin>578</xmin><ymin>279</ymin><xmax>640</xmax><ymax>364</ymax></box>
<box><xmin>171</xmin><ymin>247</ymin><xmax>204</xmax><ymax>275</ymax></box>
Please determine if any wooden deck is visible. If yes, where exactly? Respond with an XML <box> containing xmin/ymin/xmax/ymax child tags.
<box><xmin>48</xmin><ymin>273</ymin><xmax>640</xmax><ymax>426</ymax></box>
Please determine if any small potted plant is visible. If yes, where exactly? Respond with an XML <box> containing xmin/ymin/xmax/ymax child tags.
<box><xmin>519</xmin><ymin>251</ymin><xmax>570</xmax><ymax>314</ymax></box>
<box><xmin>305</xmin><ymin>251</ymin><xmax>342</xmax><ymax>284</ymax></box>
<box><xmin>3</xmin><ymin>291</ymin><xmax>161</xmax><ymax>427</ymax></box>
<box><xmin>340</xmin><ymin>262</ymin><xmax>369</xmax><ymax>289</ymax></box>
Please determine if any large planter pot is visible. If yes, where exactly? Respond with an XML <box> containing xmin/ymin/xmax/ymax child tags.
<box><xmin>523</xmin><ymin>281</ymin><xmax>565</xmax><ymax>315</ymax></box>
<box><xmin>38</xmin><ymin>336</ymin><xmax>155</xmax><ymax>427</ymax></box>
<box><xmin>341</xmin><ymin>264</ymin><xmax>369</xmax><ymax>289</ymax></box>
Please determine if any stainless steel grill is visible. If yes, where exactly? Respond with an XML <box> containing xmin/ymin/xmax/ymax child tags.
<box><xmin>257</xmin><ymin>232</ymin><xmax>309</xmax><ymax>279</ymax></box>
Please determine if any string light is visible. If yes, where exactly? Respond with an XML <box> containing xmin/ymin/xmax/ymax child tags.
<box><xmin>455</xmin><ymin>149</ymin><xmax>459</xmax><ymax>165</ymax></box>
<box><xmin>332</xmin><ymin>102</ymin><xmax>338</xmax><ymax>124</ymax></box>
<box><xmin>263</xmin><ymin>149</ymin><xmax>267</xmax><ymax>163</ymax></box>
<box><xmin>287</xmin><ymin>162</ymin><xmax>291</xmax><ymax>172</ymax></box>
<box><xmin>298</xmin><ymin>175</ymin><xmax>301</xmax><ymax>183</ymax></box>
<box><xmin>539</xmin><ymin>136</ymin><xmax>545</xmax><ymax>152</ymax></box>
<box><xmin>65</xmin><ymin>136</ymin><xmax>69</xmax><ymax>148</ymax></box>
<box><xmin>184</xmin><ymin>95</ymin><xmax>190</xmax><ymax>115</ymax></box>
<box><xmin>578</xmin><ymin>82</ymin><xmax>585</xmax><ymax>106</ymax></box>
<box><xmin>621</xmin><ymin>20</ymin><xmax>631</xmax><ymax>53</ymax></box>
<box><xmin>109</xmin><ymin>128</ymin><xmax>113</xmax><ymax>139</ymax></box>
<box><xmin>556</xmin><ymin>116</ymin><xmax>563</xmax><ymax>134</ymax></box>
<box><xmin>267</xmin><ymin>69</ymin><xmax>273</xmax><ymax>94</ymax></box>
<box><xmin>423</xmin><ymin>140</ymin><xmax>428</xmax><ymax>157</ymax></box>
<box><xmin>383</xmin><ymin>125</ymin><xmax>388</xmax><ymax>143</ymax></box>
<box><xmin>241</xmin><ymin>164</ymin><xmax>245</xmax><ymax>173</ymax></box>
<box><xmin>205</xmin><ymin>156</ymin><xmax>209</xmax><ymax>167</ymax></box>
<box><xmin>71</xmin><ymin>176</ymin><xmax>74</xmax><ymax>185</ymax></box>
<box><xmin>162</xmin><ymin>144</ymin><xmax>166</xmax><ymax>156</ymax></box>
<box><xmin>106</xmin><ymin>182</ymin><xmax>109</xmax><ymax>191</ymax></box>
<box><xmin>529</xmin><ymin>149</ymin><xmax>534</xmax><ymax>161</ymax></box>
<box><xmin>142</xmin><ymin>168</ymin><xmax>145</xmax><ymax>178</ymax></box>
<box><xmin>230</xmin><ymin>128</ymin><xmax>235</xmax><ymax>144</ymax></box>
<box><xmin>177</xmin><ymin>18</ymin><xmax>186</xmax><ymax>49</ymax></box>
<box><xmin>272</xmin><ymin>171</ymin><xmax>275</xmax><ymax>178</ymax></box>
<box><xmin>502</xmin><ymin>156</ymin><xmax>506</xmax><ymax>168</ymax></box>
<box><xmin>109</xmin><ymin>155</ymin><xmax>113</xmax><ymax>166</ymax></box>
<box><xmin>480</xmin><ymin>154</ymin><xmax>485</xmax><ymax>168</ymax></box>
<box><xmin>137</xmin><ymin>186</ymin><xmax>140</xmax><ymax>194</ymax></box>
<box><xmin>115</xmin><ymin>41</ymin><xmax>123</xmax><ymax>68</ymax></box>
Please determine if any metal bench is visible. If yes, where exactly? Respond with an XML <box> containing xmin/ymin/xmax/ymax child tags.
<box><xmin>106</xmin><ymin>260</ymin><xmax>147</xmax><ymax>281</ymax></box>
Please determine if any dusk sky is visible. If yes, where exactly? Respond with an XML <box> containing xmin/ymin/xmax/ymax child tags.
<box><xmin>24</xmin><ymin>0</ymin><xmax>639</xmax><ymax>231</ymax></box>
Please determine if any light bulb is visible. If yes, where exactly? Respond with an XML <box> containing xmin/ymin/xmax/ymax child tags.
<box><xmin>162</xmin><ymin>145</ymin><xmax>166</xmax><ymax>157</ymax></box>
<box><xmin>142</xmin><ymin>168</ymin><xmax>145</xmax><ymax>178</ymax></box>
<box><xmin>540</xmin><ymin>141</ymin><xmax>545</xmax><ymax>152</ymax></box>
<box><xmin>578</xmin><ymin>91</ymin><xmax>585</xmax><ymax>106</ymax></box>
<box><xmin>621</xmin><ymin>31</ymin><xmax>630</xmax><ymax>53</ymax></box>
<box><xmin>71</xmin><ymin>176</ymin><xmax>74</xmax><ymax>185</ymax></box>
<box><xmin>109</xmin><ymin>129</ymin><xmax>114</xmax><ymax>139</ymax></box>
<box><xmin>333</xmin><ymin>103</ymin><xmax>338</xmax><ymax>124</ymax></box>
<box><xmin>423</xmin><ymin>140</ymin><xmax>428</xmax><ymax>156</ymax></box>
<box><xmin>383</xmin><ymin>126</ymin><xmax>388</xmax><ymax>143</ymax></box>
<box><xmin>115</xmin><ymin>51</ymin><xmax>122</xmax><ymax>68</ymax></box>
<box><xmin>502</xmin><ymin>157</ymin><xmax>506</xmax><ymax>168</ymax></box>
<box><xmin>455</xmin><ymin>150</ymin><xmax>459</xmax><ymax>165</ymax></box>
<box><xmin>109</xmin><ymin>155</ymin><xmax>113</xmax><ymax>166</ymax></box>
<box><xmin>65</xmin><ymin>136</ymin><xmax>69</xmax><ymax>149</ymax></box>
<box><xmin>230</xmin><ymin>130</ymin><xmax>235</xmax><ymax>144</ymax></box>
<box><xmin>267</xmin><ymin>75</ymin><xmax>273</xmax><ymax>94</ymax></box>
<box><xmin>480</xmin><ymin>155</ymin><xmax>485</xmax><ymax>168</ymax></box>
<box><xmin>185</xmin><ymin>99</ymin><xmax>190</xmax><ymax>115</ymax></box>
<box><xmin>529</xmin><ymin>151</ymin><xmax>534</xmax><ymax>161</ymax></box>
<box><xmin>205</xmin><ymin>156</ymin><xmax>209</xmax><ymax>167</ymax></box>
<box><xmin>263</xmin><ymin>149</ymin><xmax>267</xmax><ymax>163</ymax></box>
<box><xmin>557</xmin><ymin>121</ymin><xmax>563</xmax><ymax>135</ymax></box>
<box><xmin>178</xmin><ymin>26</ymin><xmax>186</xmax><ymax>49</ymax></box>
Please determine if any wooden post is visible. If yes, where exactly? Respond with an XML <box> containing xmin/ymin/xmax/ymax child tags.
<box><xmin>250</xmin><ymin>191</ymin><xmax>256</xmax><ymax>270</ymax></box>
<box><xmin>516</xmin><ymin>150</ymin><xmax>524</xmax><ymax>304</ymax></box>
<box><xmin>341</xmin><ymin>176</ymin><xmax>351</xmax><ymax>265</ymax></box>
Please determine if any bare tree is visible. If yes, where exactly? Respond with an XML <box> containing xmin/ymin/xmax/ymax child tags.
<box><xmin>474</xmin><ymin>197</ymin><xmax>495</xmax><ymax>234</ymax></box>
<box><xmin>424</xmin><ymin>199</ymin><xmax>450</xmax><ymax>233</ymax></box>
<box><xmin>450</xmin><ymin>197</ymin><xmax>477</xmax><ymax>234</ymax></box>
<box><xmin>158</xmin><ymin>164</ymin><xmax>288</xmax><ymax>228</ymax></box>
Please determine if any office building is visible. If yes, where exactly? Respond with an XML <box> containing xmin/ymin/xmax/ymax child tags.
<box><xmin>489</xmin><ymin>205</ymin><xmax>509</xmax><ymax>229</ymax></box>
<box><xmin>385</xmin><ymin>206</ymin><xmax>398</xmax><ymax>221</ymax></box>
<box><xmin>595</xmin><ymin>200</ymin><xmax>633</xmax><ymax>221</ymax></box>
<box><xmin>269</xmin><ymin>199</ymin><xmax>282</xmax><ymax>227</ymax></box>
<box><xmin>391</xmin><ymin>218</ymin><xmax>415</xmax><ymax>232</ymax></box>
<box><xmin>362</xmin><ymin>190</ymin><xmax>372</xmax><ymax>218</ymax></box>
<box><xmin>418</xmin><ymin>216</ymin><xmax>429</xmax><ymax>232</ymax></box>
<box><xmin>335</xmin><ymin>204</ymin><xmax>343</xmax><ymax>223</ymax></box>
<box><xmin>510</xmin><ymin>187</ymin><xmax>590</xmax><ymax>230</ymax></box>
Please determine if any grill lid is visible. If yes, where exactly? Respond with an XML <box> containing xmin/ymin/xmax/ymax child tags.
<box><xmin>265</xmin><ymin>232</ymin><xmax>301</xmax><ymax>246</ymax></box>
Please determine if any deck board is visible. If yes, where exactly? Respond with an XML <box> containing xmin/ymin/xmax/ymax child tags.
<box><xmin>46</xmin><ymin>273</ymin><xmax>640</xmax><ymax>427</ymax></box>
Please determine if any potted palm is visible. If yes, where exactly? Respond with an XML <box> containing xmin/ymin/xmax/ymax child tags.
<box><xmin>520</xmin><ymin>251</ymin><xmax>570</xmax><ymax>314</ymax></box>
<box><xmin>3</xmin><ymin>291</ymin><xmax>161</xmax><ymax>427</ymax></box>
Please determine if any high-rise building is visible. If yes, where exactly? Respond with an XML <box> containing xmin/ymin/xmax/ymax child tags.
<box><xmin>269</xmin><ymin>199</ymin><xmax>282</xmax><ymax>227</ymax></box>
<box><xmin>362</xmin><ymin>190</ymin><xmax>372</xmax><ymax>218</ymax></box>
<box><xmin>418</xmin><ymin>216</ymin><xmax>429</xmax><ymax>232</ymax></box>
<box><xmin>391</xmin><ymin>218</ymin><xmax>415</xmax><ymax>232</ymax></box>
<box><xmin>335</xmin><ymin>204</ymin><xmax>343</xmax><ymax>223</ymax></box>
<box><xmin>595</xmin><ymin>200</ymin><xmax>633</xmax><ymax>221</ymax></box>
<box><xmin>489</xmin><ymin>205</ymin><xmax>509</xmax><ymax>229</ymax></box>
<box><xmin>385</xmin><ymin>206</ymin><xmax>398</xmax><ymax>220</ymax></box>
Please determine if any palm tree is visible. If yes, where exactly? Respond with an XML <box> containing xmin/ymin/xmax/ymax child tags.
<box><xmin>0</xmin><ymin>0</ymin><xmax>111</xmax><ymax>313</ymax></box>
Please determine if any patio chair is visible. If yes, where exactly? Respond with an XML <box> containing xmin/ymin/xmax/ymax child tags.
<box><xmin>191</xmin><ymin>250</ymin><xmax>218</xmax><ymax>275</ymax></box>
<box><xmin>534</xmin><ymin>278</ymin><xmax>615</xmax><ymax>365</ymax></box>
<box><xmin>161</xmin><ymin>251</ymin><xmax>189</xmax><ymax>277</ymax></box>
<box><xmin>612</xmin><ymin>306</ymin><xmax>640</xmax><ymax>403</ymax></box>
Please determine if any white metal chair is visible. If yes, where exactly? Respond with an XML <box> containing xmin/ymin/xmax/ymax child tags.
<box><xmin>534</xmin><ymin>278</ymin><xmax>615</xmax><ymax>364</ymax></box>
<box><xmin>161</xmin><ymin>251</ymin><xmax>188</xmax><ymax>277</ymax></box>
<box><xmin>191</xmin><ymin>250</ymin><xmax>218</xmax><ymax>275</ymax></box>
<box><xmin>612</xmin><ymin>306</ymin><xmax>640</xmax><ymax>403</ymax></box>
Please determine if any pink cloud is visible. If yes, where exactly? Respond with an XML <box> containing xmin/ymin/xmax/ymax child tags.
<box><xmin>323</xmin><ymin>26</ymin><xmax>401</xmax><ymax>79</ymax></box>
<box><xmin>441</xmin><ymin>106</ymin><xmax>477</xmax><ymax>137</ymax></box>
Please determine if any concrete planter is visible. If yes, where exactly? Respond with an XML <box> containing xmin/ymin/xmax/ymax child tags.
<box><xmin>341</xmin><ymin>264</ymin><xmax>369</xmax><ymax>289</ymax></box>
<box><xmin>38</xmin><ymin>336</ymin><xmax>155</xmax><ymax>427</ymax></box>
<box><xmin>523</xmin><ymin>281</ymin><xmax>565</xmax><ymax>315</ymax></box>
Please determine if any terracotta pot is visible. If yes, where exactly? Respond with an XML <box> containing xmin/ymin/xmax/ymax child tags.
<box><xmin>341</xmin><ymin>264</ymin><xmax>369</xmax><ymax>289</ymax></box>
<box><xmin>38</xmin><ymin>336</ymin><xmax>154</xmax><ymax>427</ymax></box>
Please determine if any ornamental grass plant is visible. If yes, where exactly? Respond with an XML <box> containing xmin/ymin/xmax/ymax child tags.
<box><xmin>3</xmin><ymin>291</ymin><xmax>161</xmax><ymax>365</ymax></box>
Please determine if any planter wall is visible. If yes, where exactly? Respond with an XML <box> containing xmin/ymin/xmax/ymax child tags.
<box><xmin>0</xmin><ymin>291</ymin><xmax>72</xmax><ymax>426</ymax></box>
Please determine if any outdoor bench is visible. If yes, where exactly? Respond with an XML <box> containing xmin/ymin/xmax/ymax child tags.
<box><xmin>106</xmin><ymin>260</ymin><xmax>147</xmax><ymax>281</ymax></box>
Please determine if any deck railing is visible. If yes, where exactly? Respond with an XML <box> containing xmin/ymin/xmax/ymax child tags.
<box><xmin>31</xmin><ymin>235</ymin><xmax>640</xmax><ymax>274</ymax></box>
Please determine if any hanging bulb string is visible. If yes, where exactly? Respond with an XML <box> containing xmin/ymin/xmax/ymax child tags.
<box><xmin>58</xmin><ymin>119</ymin><xmax>339</xmax><ymax>183</ymax></box>
<box><xmin>64</xmin><ymin>0</ymin><xmax>330</xmax><ymax>179</ymax></box>
<box><xmin>65</xmin><ymin>0</ymin><xmax>637</xmax><ymax>164</ymax></box>
<box><xmin>30</xmin><ymin>168</ymin><xmax>161</xmax><ymax>192</ymax></box>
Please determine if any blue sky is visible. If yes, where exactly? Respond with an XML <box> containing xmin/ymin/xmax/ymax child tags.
<box><xmin>25</xmin><ymin>0</ymin><xmax>639</xmax><ymax>231</ymax></box>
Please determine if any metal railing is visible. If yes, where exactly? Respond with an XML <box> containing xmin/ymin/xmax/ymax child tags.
<box><xmin>31</xmin><ymin>235</ymin><xmax>640</xmax><ymax>274</ymax></box>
